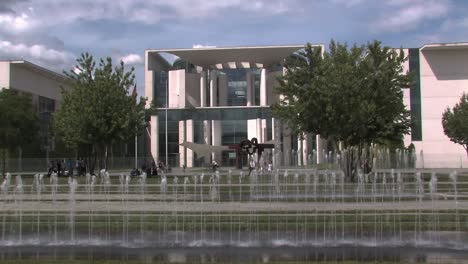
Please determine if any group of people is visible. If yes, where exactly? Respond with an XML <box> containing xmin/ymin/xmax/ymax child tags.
<box><xmin>248</xmin><ymin>157</ymin><xmax>273</xmax><ymax>176</ymax></box>
<box><xmin>133</xmin><ymin>159</ymin><xmax>172</xmax><ymax>177</ymax></box>
<box><xmin>46</xmin><ymin>156</ymin><xmax>275</xmax><ymax>178</ymax></box>
<box><xmin>47</xmin><ymin>158</ymin><xmax>87</xmax><ymax>177</ymax></box>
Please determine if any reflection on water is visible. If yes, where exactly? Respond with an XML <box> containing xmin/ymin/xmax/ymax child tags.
<box><xmin>1</xmin><ymin>169</ymin><xmax>467</xmax><ymax>263</ymax></box>
<box><xmin>0</xmin><ymin>243</ymin><xmax>468</xmax><ymax>263</ymax></box>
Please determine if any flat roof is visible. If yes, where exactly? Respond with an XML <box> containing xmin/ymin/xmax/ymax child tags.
<box><xmin>147</xmin><ymin>45</ymin><xmax>322</xmax><ymax>68</ymax></box>
<box><xmin>4</xmin><ymin>60</ymin><xmax>67</xmax><ymax>81</ymax></box>
<box><xmin>420</xmin><ymin>42</ymin><xmax>468</xmax><ymax>51</ymax></box>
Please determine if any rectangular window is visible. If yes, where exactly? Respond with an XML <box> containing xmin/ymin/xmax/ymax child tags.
<box><xmin>38</xmin><ymin>96</ymin><xmax>55</xmax><ymax>148</ymax></box>
<box><xmin>153</xmin><ymin>71</ymin><xmax>168</xmax><ymax>108</ymax></box>
<box><xmin>158</xmin><ymin>113</ymin><xmax>179</xmax><ymax>167</ymax></box>
<box><xmin>409</xmin><ymin>48</ymin><xmax>422</xmax><ymax>141</ymax></box>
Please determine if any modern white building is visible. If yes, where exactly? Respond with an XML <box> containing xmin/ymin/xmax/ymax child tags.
<box><xmin>402</xmin><ymin>43</ymin><xmax>468</xmax><ymax>167</ymax></box>
<box><xmin>0</xmin><ymin>60</ymin><xmax>69</xmax><ymax>154</ymax></box>
<box><xmin>145</xmin><ymin>43</ymin><xmax>468</xmax><ymax>168</ymax></box>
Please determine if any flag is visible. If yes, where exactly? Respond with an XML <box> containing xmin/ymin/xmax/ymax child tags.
<box><xmin>132</xmin><ymin>83</ymin><xmax>137</xmax><ymax>96</ymax></box>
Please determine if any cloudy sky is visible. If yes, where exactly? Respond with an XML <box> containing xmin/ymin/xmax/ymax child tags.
<box><xmin>1</xmin><ymin>0</ymin><xmax>467</xmax><ymax>95</ymax></box>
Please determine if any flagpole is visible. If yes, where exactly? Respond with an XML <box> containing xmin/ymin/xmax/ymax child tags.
<box><xmin>165</xmin><ymin>78</ymin><xmax>168</xmax><ymax>168</ymax></box>
<box><xmin>132</xmin><ymin>83</ymin><xmax>138</xmax><ymax>170</ymax></box>
<box><xmin>135</xmin><ymin>134</ymin><xmax>138</xmax><ymax>169</ymax></box>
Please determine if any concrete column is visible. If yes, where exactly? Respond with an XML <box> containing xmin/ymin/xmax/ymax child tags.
<box><xmin>303</xmin><ymin>134</ymin><xmax>309</xmax><ymax>166</ymax></box>
<box><xmin>150</xmin><ymin>115</ymin><xmax>159</xmax><ymax>163</ymax></box>
<box><xmin>179</xmin><ymin>120</ymin><xmax>186</xmax><ymax>168</ymax></box>
<box><xmin>297</xmin><ymin>137</ymin><xmax>303</xmax><ymax>166</ymax></box>
<box><xmin>200</xmin><ymin>71</ymin><xmax>206</xmax><ymax>107</ymax></box>
<box><xmin>218</xmin><ymin>75</ymin><xmax>228</xmax><ymax>106</ymax></box>
<box><xmin>256</xmin><ymin>118</ymin><xmax>263</xmax><ymax>143</ymax></box>
<box><xmin>283</xmin><ymin>125</ymin><xmax>291</xmax><ymax>167</ymax></box>
<box><xmin>246</xmin><ymin>71</ymin><xmax>253</xmax><ymax>106</ymax></box>
<box><xmin>169</xmin><ymin>69</ymin><xmax>185</xmax><ymax>108</ymax></box>
<box><xmin>212</xmin><ymin>120</ymin><xmax>222</xmax><ymax>162</ymax></box>
<box><xmin>144</xmin><ymin>51</ymin><xmax>154</xmax><ymax>108</ymax></box>
<box><xmin>247</xmin><ymin>119</ymin><xmax>257</xmax><ymax>140</ymax></box>
<box><xmin>204</xmin><ymin>120</ymin><xmax>212</xmax><ymax>145</ymax></box>
<box><xmin>261</xmin><ymin>119</ymin><xmax>267</xmax><ymax>143</ymax></box>
<box><xmin>210</xmin><ymin>72</ymin><xmax>217</xmax><ymax>107</ymax></box>
<box><xmin>272</xmin><ymin>118</ymin><xmax>279</xmax><ymax>168</ymax></box>
<box><xmin>316</xmin><ymin>135</ymin><xmax>327</xmax><ymax>164</ymax></box>
<box><xmin>260</xmin><ymin>68</ymin><xmax>267</xmax><ymax>106</ymax></box>
<box><xmin>186</xmin><ymin>119</ymin><xmax>194</xmax><ymax>167</ymax></box>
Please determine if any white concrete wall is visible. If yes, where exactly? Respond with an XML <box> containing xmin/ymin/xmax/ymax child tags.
<box><xmin>218</xmin><ymin>75</ymin><xmax>228</xmax><ymax>106</ymax></box>
<box><xmin>150</xmin><ymin>115</ymin><xmax>159</xmax><ymax>163</ymax></box>
<box><xmin>399</xmin><ymin>49</ymin><xmax>413</xmax><ymax>148</ymax></box>
<box><xmin>212</xmin><ymin>120</ymin><xmax>222</xmax><ymax>162</ymax></box>
<box><xmin>186</xmin><ymin>119</ymin><xmax>194</xmax><ymax>167</ymax></box>
<box><xmin>185</xmin><ymin>72</ymin><xmax>201</xmax><ymax>107</ymax></box>
<box><xmin>168</xmin><ymin>70</ymin><xmax>201</xmax><ymax>108</ymax></box>
<box><xmin>9</xmin><ymin>63</ymin><xmax>66</xmax><ymax>101</ymax></box>
<box><xmin>168</xmin><ymin>69</ymin><xmax>185</xmax><ymax>108</ymax></box>
<box><xmin>0</xmin><ymin>62</ymin><xmax>9</xmax><ymax>89</ymax></box>
<box><xmin>247</xmin><ymin>119</ymin><xmax>258</xmax><ymax>140</ymax></box>
<box><xmin>179</xmin><ymin>120</ymin><xmax>186</xmax><ymax>167</ymax></box>
<box><xmin>417</xmin><ymin>48</ymin><xmax>468</xmax><ymax>167</ymax></box>
<box><xmin>267</xmin><ymin>70</ymin><xmax>282</xmax><ymax>105</ymax></box>
<box><xmin>144</xmin><ymin>51</ymin><xmax>155</xmax><ymax>107</ymax></box>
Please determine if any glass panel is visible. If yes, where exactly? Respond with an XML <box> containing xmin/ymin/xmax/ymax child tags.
<box><xmin>153</xmin><ymin>71</ymin><xmax>168</xmax><ymax>107</ymax></box>
<box><xmin>216</xmin><ymin>68</ymin><xmax>261</xmax><ymax>106</ymax></box>
<box><xmin>409</xmin><ymin>48</ymin><xmax>422</xmax><ymax>141</ymax></box>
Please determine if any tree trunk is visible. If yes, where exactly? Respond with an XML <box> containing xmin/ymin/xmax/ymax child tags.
<box><xmin>1</xmin><ymin>149</ymin><xmax>6</xmax><ymax>179</ymax></box>
<box><xmin>104</xmin><ymin>145</ymin><xmax>108</xmax><ymax>171</ymax></box>
<box><xmin>90</xmin><ymin>144</ymin><xmax>97</xmax><ymax>175</ymax></box>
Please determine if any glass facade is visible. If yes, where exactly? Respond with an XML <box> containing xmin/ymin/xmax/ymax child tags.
<box><xmin>216</xmin><ymin>68</ymin><xmax>261</xmax><ymax>106</ymax></box>
<box><xmin>38</xmin><ymin>96</ymin><xmax>55</xmax><ymax>149</ymax></box>
<box><xmin>221</xmin><ymin>120</ymin><xmax>248</xmax><ymax>167</ymax></box>
<box><xmin>409</xmin><ymin>48</ymin><xmax>422</xmax><ymax>141</ymax></box>
<box><xmin>150</xmin><ymin>58</ymin><xmax>288</xmax><ymax>167</ymax></box>
<box><xmin>221</xmin><ymin>120</ymin><xmax>248</xmax><ymax>146</ymax></box>
<box><xmin>254</xmin><ymin>70</ymin><xmax>261</xmax><ymax>106</ymax></box>
<box><xmin>153</xmin><ymin>107</ymin><xmax>272</xmax><ymax>122</ymax></box>
<box><xmin>153</xmin><ymin>71</ymin><xmax>168</xmax><ymax>108</ymax></box>
<box><xmin>157</xmin><ymin>112</ymin><xmax>179</xmax><ymax>167</ymax></box>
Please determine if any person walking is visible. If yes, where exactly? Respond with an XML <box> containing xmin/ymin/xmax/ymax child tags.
<box><xmin>66</xmin><ymin>158</ymin><xmax>73</xmax><ymax>177</ymax></box>
<box><xmin>75</xmin><ymin>158</ymin><xmax>81</xmax><ymax>176</ymax></box>
<box><xmin>57</xmin><ymin>160</ymin><xmax>62</xmax><ymax>176</ymax></box>
<box><xmin>248</xmin><ymin>157</ymin><xmax>255</xmax><ymax>177</ymax></box>
<box><xmin>47</xmin><ymin>161</ymin><xmax>54</xmax><ymax>177</ymax></box>
<box><xmin>212</xmin><ymin>161</ymin><xmax>218</xmax><ymax>172</ymax></box>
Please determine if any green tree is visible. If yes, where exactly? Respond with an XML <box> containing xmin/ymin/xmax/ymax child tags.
<box><xmin>54</xmin><ymin>53</ymin><xmax>147</xmax><ymax>173</ymax></box>
<box><xmin>442</xmin><ymin>93</ymin><xmax>468</xmax><ymax>157</ymax></box>
<box><xmin>0</xmin><ymin>89</ymin><xmax>39</xmax><ymax>177</ymax></box>
<box><xmin>273</xmin><ymin>40</ymin><xmax>411</xmax><ymax>179</ymax></box>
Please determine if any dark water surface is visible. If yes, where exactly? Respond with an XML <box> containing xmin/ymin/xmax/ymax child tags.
<box><xmin>0</xmin><ymin>244</ymin><xmax>467</xmax><ymax>263</ymax></box>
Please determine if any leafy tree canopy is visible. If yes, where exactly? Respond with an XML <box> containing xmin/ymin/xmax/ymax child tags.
<box><xmin>0</xmin><ymin>88</ymin><xmax>39</xmax><ymax>176</ymax></box>
<box><xmin>54</xmin><ymin>53</ymin><xmax>147</xmax><ymax>171</ymax></box>
<box><xmin>442</xmin><ymin>93</ymin><xmax>468</xmax><ymax>156</ymax></box>
<box><xmin>273</xmin><ymin>40</ymin><xmax>411</xmax><ymax>149</ymax></box>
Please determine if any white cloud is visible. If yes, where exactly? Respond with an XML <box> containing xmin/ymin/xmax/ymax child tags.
<box><xmin>0</xmin><ymin>40</ymin><xmax>74</xmax><ymax>70</ymax></box>
<box><xmin>0</xmin><ymin>12</ymin><xmax>34</xmax><ymax>33</ymax></box>
<box><xmin>373</xmin><ymin>0</ymin><xmax>450</xmax><ymax>32</ymax></box>
<box><xmin>1</xmin><ymin>0</ymin><xmax>303</xmax><ymax>29</ymax></box>
<box><xmin>120</xmin><ymin>53</ymin><xmax>143</xmax><ymax>65</ymax></box>
<box><xmin>192</xmin><ymin>44</ymin><xmax>217</xmax><ymax>49</ymax></box>
<box><xmin>330</xmin><ymin>0</ymin><xmax>367</xmax><ymax>8</ymax></box>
